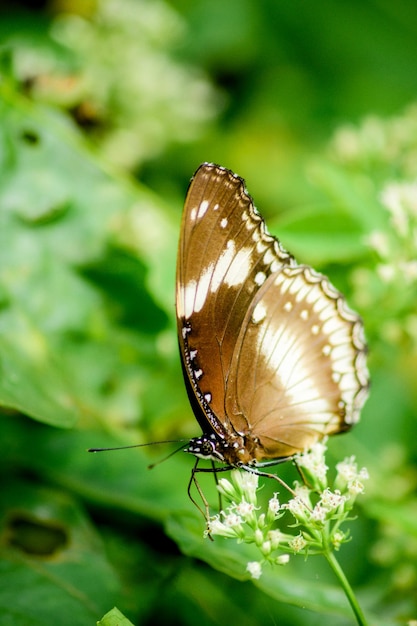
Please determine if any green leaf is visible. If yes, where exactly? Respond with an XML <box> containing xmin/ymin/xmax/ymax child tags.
<box><xmin>0</xmin><ymin>480</ymin><xmax>120</xmax><ymax>626</ymax></box>
<box><xmin>0</xmin><ymin>87</ymin><xmax>175</xmax><ymax>428</ymax></box>
<box><xmin>274</xmin><ymin>205</ymin><xmax>367</xmax><ymax>265</ymax></box>
<box><xmin>0</xmin><ymin>414</ymin><xmax>194</xmax><ymax>523</ymax></box>
<box><xmin>97</xmin><ymin>607</ymin><xmax>135</xmax><ymax>626</ymax></box>
<box><xmin>166</xmin><ymin>512</ymin><xmax>355</xmax><ymax>617</ymax></box>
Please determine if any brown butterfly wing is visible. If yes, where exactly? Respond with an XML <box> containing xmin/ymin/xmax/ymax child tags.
<box><xmin>176</xmin><ymin>163</ymin><xmax>294</xmax><ymax>437</ymax></box>
<box><xmin>225</xmin><ymin>265</ymin><xmax>369</xmax><ymax>460</ymax></box>
<box><xmin>177</xmin><ymin>163</ymin><xmax>369</xmax><ymax>464</ymax></box>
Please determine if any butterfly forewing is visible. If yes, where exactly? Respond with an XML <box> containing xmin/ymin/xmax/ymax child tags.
<box><xmin>177</xmin><ymin>164</ymin><xmax>294</xmax><ymax>433</ymax></box>
<box><xmin>177</xmin><ymin>163</ymin><xmax>369</xmax><ymax>465</ymax></box>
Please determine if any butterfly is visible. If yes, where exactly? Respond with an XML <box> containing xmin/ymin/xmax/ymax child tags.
<box><xmin>177</xmin><ymin>163</ymin><xmax>369</xmax><ymax>477</ymax></box>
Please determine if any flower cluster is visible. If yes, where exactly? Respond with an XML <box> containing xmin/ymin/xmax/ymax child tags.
<box><xmin>12</xmin><ymin>0</ymin><xmax>219</xmax><ymax>170</ymax></box>
<box><xmin>325</xmin><ymin>104</ymin><xmax>417</xmax><ymax>351</ymax></box>
<box><xmin>365</xmin><ymin>181</ymin><xmax>417</xmax><ymax>288</ymax></box>
<box><xmin>359</xmin><ymin>177</ymin><xmax>417</xmax><ymax>348</ymax></box>
<box><xmin>329</xmin><ymin>104</ymin><xmax>417</xmax><ymax>177</ymax></box>
<box><xmin>206</xmin><ymin>439</ymin><xmax>368</xmax><ymax>580</ymax></box>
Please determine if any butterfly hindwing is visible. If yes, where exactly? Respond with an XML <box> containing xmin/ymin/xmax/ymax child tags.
<box><xmin>225</xmin><ymin>265</ymin><xmax>368</xmax><ymax>459</ymax></box>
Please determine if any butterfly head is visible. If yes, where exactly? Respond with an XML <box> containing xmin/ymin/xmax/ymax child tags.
<box><xmin>185</xmin><ymin>432</ymin><xmax>248</xmax><ymax>464</ymax></box>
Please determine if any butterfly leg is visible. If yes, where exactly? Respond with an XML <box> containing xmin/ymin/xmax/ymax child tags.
<box><xmin>188</xmin><ymin>458</ymin><xmax>214</xmax><ymax>538</ymax></box>
<box><xmin>293</xmin><ymin>458</ymin><xmax>315</xmax><ymax>491</ymax></box>
<box><xmin>243</xmin><ymin>465</ymin><xmax>299</xmax><ymax>499</ymax></box>
<box><xmin>212</xmin><ymin>460</ymin><xmax>224</xmax><ymax>514</ymax></box>
<box><xmin>248</xmin><ymin>466</ymin><xmax>313</xmax><ymax>515</ymax></box>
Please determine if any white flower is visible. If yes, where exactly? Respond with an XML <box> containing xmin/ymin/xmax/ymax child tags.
<box><xmin>311</xmin><ymin>503</ymin><xmax>327</xmax><ymax>524</ymax></box>
<box><xmin>335</xmin><ymin>457</ymin><xmax>369</xmax><ymax>494</ymax></box>
<box><xmin>261</xmin><ymin>540</ymin><xmax>272</xmax><ymax>556</ymax></box>
<box><xmin>358</xmin><ymin>467</ymin><xmax>369</xmax><ymax>481</ymax></box>
<box><xmin>366</xmin><ymin>230</ymin><xmax>390</xmax><ymax>256</ymax></box>
<box><xmin>246</xmin><ymin>561</ymin><xmax>262</xmax><ymax>579</ymax></box>
<box><xmin>268</xmin><ymin>493</ymin><xmax>280</xmax><ymax>517</ymax></box>
<box><xmin>320</xmin><ymin>488</ymin><xmax>346</xmax><ymax>512</ymax></box>
<box><xmin>240</xmin><ymin>470</ymin><xmax>259</xmax><ymax>491</ymax></box>
<box><xmin>293</xmin><ymin>482</ymin><xmax>312</xmax><ymax>503</ymax></box>
<box><xmin>290</xmin><ymin>533</ymin><xmax>308</xmax><ymax>552</ymax></box>
<box><xmin>309</xmin><ymin>439</ymin><xmax>328</xmax><ymax>459</ymax></box>
<box><xmin>286</xmin><ymin>496</ymin><xmax>309</xmax><ymax>522</ymax></box>
<box><xmin>275</xmin><ymin>554</ymin><xmax>290</xmax><ymax>565</ymax></box>
<box><xmin>331</xmin><ymin>125</ymin><xmax>361</xmax><ymax>161</ymax></box>
<box><xmin>295</xmin><ymin>440</ymin><xmax>328</xmax><ymax>488</ymax></box>
<box><xmin>377</xmin><ymin>264</ymin><xmax>396</xmax><ymax>283</ymax></box>
<box><xmin>381</xmin><ymin>182</ymin><xmax>417</xmax><ymax>236</ymax></box>
<box><xmin>238</xmin><ymin>470</ymin><xmax>259</xmax><ymax>502</ymax></box>
<box><xmin>254</xmin><ymin>529</ymin><xmax>264</xmax><ymax>546</ymax></box>
<box><xmin>258</xmin><ymin>513</ymin><xmax>266</xmax><ymax>527</ymax></box>
<box><xmin>336</xmin><ymin>456</ymin><xmax>359</xmax><ymax>484</ymax></box>
<box><xmin>235</xmin><ymin>499</ymin><xmax>256</xmax><ymax>519</ymax></box>
<box><xmin>227</xmin><ymin>469</ymin><xmax>259</xmax><ymax>504</ymax></box>
<box><xmin>332</xmin><ymin>530</ymin><xmax>346</xmax><ymax>549</ymax></box>
<box><xmin>268</xmin><ymin>529</ymin><xmax>285</xmax><ymax>549</ymax></box>
<box><xmin>347</xmin><ymin>479</ymin><xmax>366</xmax><ymax>496</ymax></box>
<box><xmin>402</xmin><ymin>260</ymin><xmax>417</xmax><ymax>281</ymax></box>
<box><xmin>381</xmin><ymin>183</ymin><xmax>409</xmax><ymax>237</ymax></box>
<box><xmin>223</xmin><ymin>513</ymin><xmax>243</xmax><ymax>528</ymax></box>
<box><xmin>207</xmin><ymin>515</ymin><xmax>237</xmax><ymax>538</ymax></box>
<box><xmin>217</xmin><ymin>477</ymin><xmax>236</xmax><ymax>499</ymax></box>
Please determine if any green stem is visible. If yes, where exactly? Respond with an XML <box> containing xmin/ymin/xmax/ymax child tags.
<box><xmin>325</xmin><ymin>550</ymin><xmax>369</xmax><ymax>626</ymax></box>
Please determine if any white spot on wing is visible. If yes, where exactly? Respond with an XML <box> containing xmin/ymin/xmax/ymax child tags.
<box><xmin>255</xmin><ymin>271</ymin><xmax>266</xmax><ymax>286</ymax></box>
<box><xmin>211</xmin><ymin>240</ymin><xmax>236</xmax><ymax>292</ymax></box>
<box><xmin>179</xmin><ymin>280</ymin><xmax>197</xmax><ymax>319</ymax></box>
<box><xmin>197</xmin><ymin>200</ymin><xmax>209</xmax><ymax>219</ymax></box>
<box><xmin>321</xmin><ymin>316</ymin><xmax>344</xmax><ymax>335</ymax></box>
<box><xmin>211</xmin><ymin>241</ymin><xmax>253</xmax><ymax>291</ymax></box>
<box><xmin>220</xmin><ymin>217</ymin><xmax>228</xmax><ymax>228</ymax></box>
<box><xmin>224</xmin><ymin>247</ymin><xmax>252</xmax><ymax>287</ymax></box>
<box><xmin>180</xmin><ymin>263</ymin><xmax>214</xmax><ymax>318</ymax></box>
<box><xmin>263</xmin><ymin>249</ymin><xmax>275</xmax><ymax>265</ymax></box>
<box><xmin>194</xmin><ymin>265</ymin><xmax>214</xmax><ymax>312</ymax></box>
<box><xmin>252</xmin><ymin>301</ymin><xmax>267</xmax><ymax>324</ymax></box>
<box><xmin>257</xmin><ymin>322</ymin><xmax>332</xmax><ymax>414</ymax></box>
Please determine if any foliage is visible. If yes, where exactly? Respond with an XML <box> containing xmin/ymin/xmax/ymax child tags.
<box><xmin>1</xmin><ymin>1</ymin><xmax>417</xmax><ymax>625</ymax></box>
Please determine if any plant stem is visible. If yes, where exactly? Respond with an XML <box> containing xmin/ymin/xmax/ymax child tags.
<box><xmin>325</xmin><ymin>550</ymin><xmax>369</xmax><ymax>626</ymax></box>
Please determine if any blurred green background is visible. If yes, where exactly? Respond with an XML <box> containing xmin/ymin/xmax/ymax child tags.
<box><xmin>1</xmin><ymin>1</ymin><xmax>417</xmax><ymax>624</ymax></box>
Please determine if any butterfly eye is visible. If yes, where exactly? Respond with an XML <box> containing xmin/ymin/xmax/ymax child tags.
<box><xmin>201</xmin><ymin>439</ymin><xmax>216</xmax><ymax>456</ymax></box>
<box><xmin>177</xmin><ymin>163</ymin><xmax>369</xmax><ymax>473</ymax></box>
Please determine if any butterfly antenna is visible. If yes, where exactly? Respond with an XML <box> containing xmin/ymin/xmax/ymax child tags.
<box><xmin>88</xmin><ymin>439</ymin><xmax>187</xmax><ymax>453</ymax></box>
<box><xmin>147</xmin><ymin>443</ymin><xmax>186</xmax><ymax>469</ymax></box>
